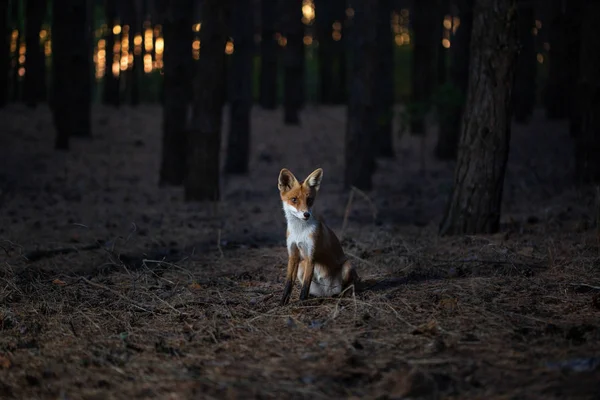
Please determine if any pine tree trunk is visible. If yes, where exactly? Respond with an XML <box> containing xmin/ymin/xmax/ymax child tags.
<box><xmin>439</xmin><ymin>0</ymin><xmax>518</xmax><ymax>235</ymax></box>
<box><xmin>409</xmin><ymin>0</ymin><xmax>439</xmax><ymax>135</ymax></box>
<box><xmin>512</xmin><ymin>0</ymin><xmax>536</xmax><ymax>124</ymax></box>
<box><xmin>52</xmin><ymin>0</ymin><xmax>92</xmax><ymax>149</ymax></box>
<box><xmin>282</xmin><ymin>0</ymin><xmax>304</xmax><ymax>125</ymax></box>
<box><xmin>574</xmin><ymin>1</ymin><xmax>600</xmax><ymax>183</ymax></box>
<box><xmin>434</xmin><ymin>0</ymin><xmax>474</xmax><ymax>160</ymax></box>
<box><xmin>259</xmin><ymin>0</ymin><xmax>277</xmax><ymax>109</ymax></box>
<box><xmin>225</xmin><ymin>0</ymin><xmax>253</xmax><ymax>174</ymax></box>
<box><xmin>129</xmin><ymin>0</ymin><xmax>142</xmax><ymax>106</ymax></box>
<box><xmin>160</xmin><ymin>0</ymin><xmax>193</xmax><ymax>186</ymax></box>
<box><xmin>565</xmin><ymin>0</ymin><xmax>583</xmax><ymax>138</ymax></box>
<box><xmin>544</xmin><ymin>0</ymin><xmax>568</xmax><ymax>120</ymax></box>
<box><xmin>330</xmin><ymin>0</ymin><xmax>346</xmax><ymax>104</ymax></box>
<box><xmin>316</xmin><ymin>0</ymin><xmax>333</xmax><ymax>104</ymax></box>
<box><xmin>344</xmin><ymin>0</ymin><xmax>378</xmax><ymax>191</ymax></box>
<box><xmin>0</xmin><ymin>1</ymin><xmax>8</xmax><ymax>107</ymax></box>
<box><xmin>103</xmin><ymin>0</ymin><xmax>120</xmax><ymax>107</ymax></box>
<box><xmin>375</xmin><ymin>0</ymin><xmax>394</xmax><ymax>158</ymax></box>
<box><xmin>24</xmin><ymin>0</ymin><xmax>46</xmax><ymax>107</ymax></box>
<box><xmin>185</xmin><ymin>0</ymin><xmax>230</xmax><ymax>201</ymax></box>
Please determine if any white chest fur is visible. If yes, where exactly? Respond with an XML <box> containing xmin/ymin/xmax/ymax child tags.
<box><xmin>284</xmin><ymin>207</ymin><xmax>318</xmax><ymax>258</ymax></box>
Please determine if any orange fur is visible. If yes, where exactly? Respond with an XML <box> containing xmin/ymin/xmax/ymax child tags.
<box><xmin>278</xmin><ymin>168</ymin><xmax>358</xmax><ymax>305</ymax></box>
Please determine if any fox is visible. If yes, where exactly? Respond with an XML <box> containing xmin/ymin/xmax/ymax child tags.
<box><xmin>277</xmin><ymin>167</ymin><xmax>358</xmax><ymax>305</ymax></box>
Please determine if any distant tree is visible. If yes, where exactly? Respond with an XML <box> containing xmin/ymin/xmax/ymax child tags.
<box><xmin>259</xmin><ymin>0</ymin><xmax>278</xmax><ymax>109</ymax></box>
<box><xmin>225</xmin><ymin>0</ymin><xmax>253</xmax><ymax>174</ymax></box>
<box><xmin>103</xmin><ymin>0</ymin><xmax>120</xmax><ymax>107</ymax></box>
<box><xmin>434</xmin><ymin>0</ymin><xmax>474</xmax><ymax>160</ymax></box>
<box><xmin>511</xmin><ymin>0</ymin><xmax>536</xmax><ymax>124</ymax></box>
<box><xmin>282</xmin><ymin>0</ymin><xmax>304</xmax><ymax>124</ymax></box>
<box><xmin>345</xmin><ymin>0</ymin><xmax>378</xmax><ymax>191</ymax></box>
<box><xmin>409</xmin><ymin>0</ymin><xmax>440</xmax><ymax>135</ymax></box>
<box><xmin>52</xmin><ymin>0</ymin><xmax>92</xmax><ymax>149</ymax></box>
<box><xmin>0</xmin><ymin>1</ymin><xmax>8</xmax><ymax>107</ymax></box>
<box><xmin>564</xmin><ymin>0</ymin><xmax>584</xmax><ymax>138</ymax></box>
<box><xmin>128</xmin><ymin>0</ymin><xmax>143</xmax><ymax>106</ymax></box>
<box><xmin>573</xmin><ymin>1</ymin><xmax>600</xmax><ymax>183</ymax></box>
<box><xmin>439</xmin><ymin>0</ymin><xmax>518</xmax><ymax>235</ymax></box>
<box><xmin>10</xmin><ymin>0</ymin><xmax>20</xmax><ymax>102</ymax></box>
<box><xmin>160</xmin><ymin>0</ymin><xmax>193</xmax><ymax>186</ymax></box>
<box><xmin>185</xmin><ymin>0</ymin><xmax>230</xmax><ymax>201</ymax></box>
<box><xmin>315</xmin><ymin>0</ymin><xmax>346</xmax><ymax>104</ymax></box>
<box><xmin>24</xmin><ymin>0</ymin><xmax>46</xmax><ymax>107</ymax></box>
<box><xmin>543</xmin><ymin>0</ymin><xmax>570</xmax><ymax>120</ymax></box>
<box><xmin>374</xmin><ymin>0</ymin><xmax>394</xmax><ymax>158</ymax></box>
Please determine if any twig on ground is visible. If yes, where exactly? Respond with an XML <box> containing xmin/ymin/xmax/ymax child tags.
<box><xmin>23</xmin><ymin>241</ymin><xmax>103</xmax><ymax>262</ymax></box>
<box><xmin>569</xmin><ymin>283</ymin><xmax>600</xmax><ymax>292</ymax></box>
<box><xmin>79</xmin><ymin>277</ymin><xmax>155</xmax><ymax>313</ymax></box>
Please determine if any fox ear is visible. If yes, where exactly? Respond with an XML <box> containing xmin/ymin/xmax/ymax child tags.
<box><xmin>304</xmin><ymin>168</ymin><xmax>323</xmax><ymax>191</ymax></box>
<box><xmin>278</xmin><ymin>168</ymin><xmax>298</xmax><ymax>192</ymax></box>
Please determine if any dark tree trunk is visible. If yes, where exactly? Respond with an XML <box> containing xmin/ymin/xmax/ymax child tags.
<box><xmin>259</xmin><ymin>0</ymin><xmax>278</xmax><ymax>109</ymax></box>
<box><xmin>409</xmin><ymin>0</ymin><xmax>440</xmax><ymax>135</ymax></box>
<box><xmin>225</xmin><ymin>0</ymin><xmax>253</xmax><ymax>174</ymax></box>
<box><xmin>344</xmin><ymin>0</ymin><xmax>378</xmax><ymax>191</ymax></box>
<box><xmin>52</xmin><ymin>0</ymin><xmax>92</xmax><ymax>149</ymax></box>
<box><xmin>375</xmin><ymin>0</ymin><xmax>394</xmax><ymax>158</ymax></box>
<box><xmin>185</xmin><ymin>0</ymin><xmax>230</xmax><ymax>201</ymax></box>
<box><xmin>103</xmin><ymin>0</ymin><xmax>120</xmax><ymax>106</ymax></box>
<box><xmin>330</xmin><ymin>0</ymin><xmax>346</xmax><ymax>104</ymax></box>
<box><xmin>439</xmin><ymin>0</ymin><xmax>518</xmax><ymax>235</ymax></box>
<box><xmin>282</xmin><ymin>0</ymin><xmax>304</xmax><ymax>125</ymax></box>
<box><xmin>160</xmin><ymin>0</ymin><xmax>193</xmax><ymax>186</ymax></box>
<box><xmin>565</xmin><ymin>0</ymin><xmax>584</xmax><ymax>138</ymax></box>
<box><xmin>434</xmin><ymin>0</ymin><xmax>474</xmax><ymax>160</ymax></box>
<box><xmin>512</xmin><ymin>0</ymin><xmax>536</xmax><ymax>124</ymax></box>
<box><xmin>436</xmin><ymin>0</ymin><xmax>450</xmax><ymax>86</ymax></box>
<box><xmin>574</xmin><ymin>1</ymin><xmax>600</xmax><ymax>183</ymax></box>
<box><xmin>315</xmin><ymin>0</ymin><xmax>333</xmax><ymax>104</ymax></box>
<box><xmin>10</xmin><ymin>2</ymin><xmax>20</xmax><ymax>103</ymax></box>
<box><xmin>544</xmin><ymin>0</ymin><xmax>569</xmax><ymax>120</ymax></box>
<box><xmin>0</xmin><ymin>1</ymin><xmax>8</xmax><ymax>107</ymax></box>
<box><xmin>24</xmin><ymin>0</ymin><xmax>46</xmax><ymax>107</ymax></box>
<box><xmin>129</xmin><ymin>0</ymin><xmax>142</xmax><ymax>106</ymax></box>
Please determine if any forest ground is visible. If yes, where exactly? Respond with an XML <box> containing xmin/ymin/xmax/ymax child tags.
<box><xmin>0</xmin><ymin>104</ymin><xmax>599</xmax><ymax>399</ymax></box>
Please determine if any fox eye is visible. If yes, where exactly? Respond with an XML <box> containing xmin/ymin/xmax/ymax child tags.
<box><xmin>307</xmin><ymin>197</ymin><xmax>314</xmax><ymax>206</ymax></box>
<box><xmin>291</xmin><ymin>197</ymin><xmax>298</xmax><ymax>203</ymax></box>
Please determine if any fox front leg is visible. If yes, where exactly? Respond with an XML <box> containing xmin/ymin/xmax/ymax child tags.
<box><xmin>281</xmin><ymin>245</ymin><xmax>300</xmax><ymax>306</ymax></box>
<box><xmin>299</xmin><ymin>259</ymin><xmax>315</xmax><ymax>301</ymax></box>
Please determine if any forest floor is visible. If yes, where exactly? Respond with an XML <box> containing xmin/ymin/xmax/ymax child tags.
<box><xmin>0</xmin><ymin>104</ymin><xmax>599</xmax><ymax>399</ymax></box>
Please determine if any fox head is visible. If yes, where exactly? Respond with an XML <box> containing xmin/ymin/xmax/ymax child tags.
<box><xmin>278</xmin><ymin>168</ymin><xmax>323</xmax><ymax>221</ymax></box>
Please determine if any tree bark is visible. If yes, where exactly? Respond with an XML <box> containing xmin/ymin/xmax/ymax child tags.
<box><xmin>103</xmin><ymin>0</ymin><xmax>120</xmax><ymax>107</ymax></box>
<box><xmin>259</xmin><ymin>0</ymin><xmax>278</xmax><ymax>109</ymax></box>
<box><xmin>512</xmin><ymin>0</ymin><xmax>536</xmax><ymax>124</ymax></box>
<box><xmin>409</xmin><ymin>0</ymin><xmax>440</xmax><ymax>135</ymax></box>
<box><xmin>543</xmin><ymin>0</ymin><xmax>568</xmax><ymax>120</ymax></box>
<box><xmin>185</xmin><ymin>0</ymin><xmax>230</xmax><ymax>201</ymax></box>
<box><xmin>315</xmin><ymin>0</ymin><xmax>333</xmax><ymax>104</ymax></box>
<box><xmin>434</xmin><ymin>0</ymin><xmax>474</xmax><ymax>160</ymax></box>
<box><xmin>574</xmin><ymin>1</ymin><xmax>600</xmax><ymax>183</ymax></box>
<box><xmin>564</xmin><ymin>0</ymin><xmax>583</xmax><ymax>138</ymax></box>
<box><xmin>282</xmin><ymin>0</ymin><xmax>304</xmax><ymax>125</ymax></box>
<box><xmin>375</xmin><ymin>0</ymin><xmax>394</xmax><ymax>158</ymax></box>
<box><xmin>160</xmin><ymin>0</ymin><xmax>193</xmax><ymax>186</ymax></box>
<box><xmin>129</xmin><ymin>0</ymin><xmax>142</xmax><ymax>106</ymax></box>
<box><xmin>225</xmin><ymin>0</ymin><xmax>253</xmax><ymax>174</ymax></box>
<box><xmin>0</xmin><ymin>1</ymin><xmax>8</xmax><ymax>107</ymax></box>
<box><xmin>344</xmin><ymin>0</ymin><xmax>378</xmax><ymax>191</ymax></box>
<box><xmin>24</xmin><ymin>0</ymin><xmax>46</xmax><ymax>107</ymax></box>
<box><xmin>52</xmin><ymin>0</ymin><xmax>92</xmax><ymax>149</ymax></box>
<box><xmin>439</xmin><ymin>0</ymin><xmax>518</xmax><ymax>235</ymax></box>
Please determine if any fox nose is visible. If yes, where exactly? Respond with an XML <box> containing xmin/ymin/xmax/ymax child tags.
<box><xmin>303</xmin><ymin>212</ymin><xmax>311</xmax><ymax>219</ymax></box>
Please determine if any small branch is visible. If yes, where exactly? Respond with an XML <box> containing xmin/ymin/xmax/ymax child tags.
<box><xmin>79</xmin><ymin>277</ymin><xmax>155</xmax><ymax>313</ymax></box>
<box><xmin>569</xmin><ymin>283</ymin><xmax>600</xmax><ymax>292</ymax></box>
<box><xmin>23</xmin><ymin>241</ymin><xmax>103</xmax><ymax>262</ymax></box>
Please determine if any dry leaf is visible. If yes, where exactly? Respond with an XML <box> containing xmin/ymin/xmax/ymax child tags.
<box><xmin>0</xmin><ymin>355</ymin><xmax>11</xmax><ymax>369</ymax></box>
<box><xmin>189</xmin><ymin>282</ymin><xmax>202</xmax><ymax>290</ymax></box>
<box><xmin>518</xmin><ymin>247</ymin><xmax>534</xmax><ymax>257</ymax></box>
<box><xmin>412</xmin><ymin>319</ymin><xmax>439</xmax><ymax>336</ymax></box>
<box><xmin>52</xmin><ymin>279</ymin><xmax>66</xmax><ymax>286</ymax></box>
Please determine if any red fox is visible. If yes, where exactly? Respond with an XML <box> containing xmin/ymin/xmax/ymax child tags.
<box><xmin>277</xmin><ymin>167</ymin><xmax>358</xmax><ymax>305</ymax></box>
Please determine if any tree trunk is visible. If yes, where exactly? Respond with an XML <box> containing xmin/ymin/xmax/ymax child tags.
<box><xmin>52</xmin><ymin>0</ymin><xmax>92</xmax><ymax>149</ymax></box>
<box><xmin>434</xmin><ymin>0</ymin><xmax>474</xmax><ymax>160</ymax></box>
<box><xmin>24</xmin><ymin>0</ymin><xmax>46</xmax><ymax>107</ymax></box>
<box><xmin>225</xmin><ymin>0</ymin><xmax>253</xmax><ymax>174</ymax></box>
<box><xmin>160</xmin><ymin>0</ymin><xmax>193</xmax><ymax>186</ymax></box>
<box><xmin>185</xmin><ymin>0</ymin><xmax>230</xmax><ymax>201</ymax></box>
<box><xmin>543</xmin><ymin>0</ymin><xmax>568</xmax><ymax>120</ymax></box>
<box><xmin>10</xmin><ymin>1</ymin><xmax>21</xmax><ymax>103</ymax></box>
<box><xmin>103</xmin><ymin>0</ymin><xmax>120</xmax><ymax>106</ymax></box>
<box><xmin>282</xmin><ymin>0</ymin><xmax>304</xmax><ymax>125</ymax></box>
<box><xmin>129</xmin><ymin>0</ymin><xmax>142</xmax><ymax>106</ymax></box>
<box><xmin>439</xmin><ymin>0</ymin><xmax>518</xmax><ymax>235</ymax></box>
<box><xmin>344</xmin><ymin>0</ymin><xmax>378</xmax><ymax>191</ymax></box>
<box><xmin>315</xmin><ymin>0</ymin><xmax>333</xmax><ymax>104</ymax></box>
<box><xmin>565</xmin><ymin>0</ymin><xmax>583</xmax><ymax>138</ymax></box>
<box><xmin>409</xmin><ymin>0</ymin><xmax>440</xmax><ymax>135</ymax></box>
<box><xmin>375</xmin><ymin>0</ymin><xmax>394</xmax><ymax>158</ymax></box>
<box><xmin>0</xmin><ymin>1</ymin><xmax>8</xmax><ymax>107</ymax></box>
<box><xmin>330</xmin><ymin>0</ymin><xmax>346</xmax><ymax>104</ymax></box>
<box><xmin>512</xmin><ymin>0</ymin><xmax>536</xmax><ymax>124</ymax></box>
<box><xmin>259</xmin><ymin>0</ymin><xmax>277</xmax><ymax>109</ymax></box>
<box><xmin>574</xmin><ymin>1</ymin><xmax>600</xmax><ymax>183</ymax></box>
